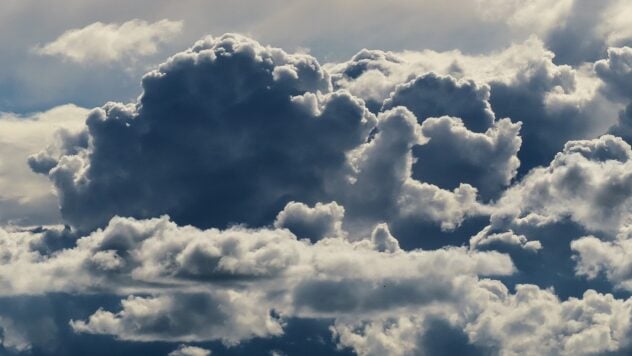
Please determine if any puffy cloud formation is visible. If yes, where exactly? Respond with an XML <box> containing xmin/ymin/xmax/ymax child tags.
<box><xmin>34</xmin><ymin>19</ymin><xmax>183</xmax><ymax>64</ymax></box>
<box><xmin>333</xmin><ymin>284</ymin><xmax>632</xmax><ymax>356</ymax></box>
<box><xmin>595</xmin><ymin>46</ymin><xmax>632</xmax><ymax>100</ymax></box>
<box><xmin>274</xmin><ymin>201</ymin><xmax>346</xmax><ymax>242</ymax></box>
<box><xmin>414</xmin><ymin>116</ymin><xmax>521</xmax><ymax>199</ymax></box>
<box><xmin>32</xmin><ymin>34</ymin><xmax>375</xmax><ymax>232</ymax></box>
<box><xmin>571</xmin><ymin>227</ymin><xmax>632</xmax><ymax>292</ymax></box>
<box><xmin>0</xmin><ymin>104</ymin><xmax>89</xmax><ymax>226</ymax></box>
<box><xmin>495</xmin><ymin>135</ymin><xmax>632</xmax><ymax>235</ymax></box>
<box><xmin>331</xmin><ymin>37</ymin><xmax>617</xmax><ymax>174</ymax></box>
<box><xmin>71</xmin><ymin>291</ymin><xmax>283</xmax><ymax>345</ymax></box>
<box><xmin>382</xmin><ymin>73</ymin><xmax>495</xmax><ymax>132</ymax></box>
<box><xmin>32</xmin><ymin>35</ymin><xmax>492</xmax><ymax>240</ymax></box>
<box><xmin>5</xmin><ymin>15</ymin><xmax>632</xmax><ymax>355</ymax></box>
<box><xmin>0</xmin><ymin>214</ymin><xmax>513</xmax><ymax>349</ymax></box>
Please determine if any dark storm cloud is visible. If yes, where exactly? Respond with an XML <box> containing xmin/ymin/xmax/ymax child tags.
<box><xmin>32</xmin><ymin>34</ymin><xmax>375</xmax><ymax>232</ymax></box>
<box><xmin>382</xmin><ymin>73</ymin><xmax>495</xmax><ymax>133</ymax></box>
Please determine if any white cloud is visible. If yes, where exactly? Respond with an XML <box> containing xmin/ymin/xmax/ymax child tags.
<box><xmin>333</xmin><ymin>284</ymin><xmax>632</xmax><ymax>356</ymax></box>
<box><xmin>494</xmin><ymin>135</ymin><xmax>632</xmax><ymax>235</ymax></box>
<box><xmin>169</xmin><ymin>345</ymin><xmax>212</xmax><ymax>356</ymax></box>
<box><xmin>0</xmin><ymin>214</ymin><xmax>514</xmax><ymax>344</ymax></box>
<box><xmin>34</xmin><ymin>19</ymin><xmax>183</xmax><ymax>64</ymax></box>
<box><xmin>0</xmin><ymin>104</ymin><xmax>89</xmax><ymax>226</ymax></box>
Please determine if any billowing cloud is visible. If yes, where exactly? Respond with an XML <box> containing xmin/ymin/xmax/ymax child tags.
<box><xmin>333</xmin><ymin>284</ymin><xmax>632</xmax><ymax>356</ymax></box>
<box><xmin>494</xmin><ymin>135</ymin><xmax>632</xmax><ymax>236</ymax></box>
<box><xmin>382</xmin><ymin>73</ymin><xmax>495</xmax><ymax>132</ymax></box>
<box><xmin>0</xmin><ymin>214</ymin><xmax>514</xmax><ymax>347</ymax></box>
<box><xmin>331</xmin><ymin>37</ymin><xmax>617</xmax><ymax>174</ymax></box>
<box><xmin>31</xmin><ymin>34</ymin><xmax>375</xmax><ymax>232</ymax></box>
<box><xmin>0</xmin><ymin>104</ymin><xmax>89</xmax><ymax>226</ymax></box>
<box><xmin>71</xmin><ymin>291</ymin><xmax>283</xmax><ymax>345</ymax></box>
<box><xmin>595</xmin><ymin>46</ymin><xmax>632</xmax><ymax>100</ymax></box>
<box><xmin>414</xmin><ymin>116</ymin><xmax>521</xmax><ymax>200</ymax></box>
<box><xmin>274</xmin><ymin>201</ymin><xmax>346</xmax><ymax>242</ymax></box>
<box><xmin>34</xmin><ymin>19</ymin><xmax>183</xmax><ymax>64</ymax></box>
<box><xmin>571</xmin><ymin>227</ymin><xmax>632</xmax><ymax>292</ymax></box>
<box><xmin>2</xmin><ymin>4</ymin><xmax>632</xmax><ymax>352</ymax></box>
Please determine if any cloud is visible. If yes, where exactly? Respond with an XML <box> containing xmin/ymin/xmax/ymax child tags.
<box><xmin>413</xmin><ymin>116</ymin><xmax>521</xmax><ymax>200</ymax></box>
<box><xmin>494</xmin><ymin>135</ymin><xmax>632</xmax><ymax>236</ymax></box>
<box><xmin>0</xmin><ymin>214</ymin><xmax>513</xmax><ymax>347</ymax></box>
<box><xmin>33</xmin><ymin>34</ymin><xmax>493</xmax><ymax>239</ymax></box>
<box><xmin>571</xmin><ymin>227</ymin><xmax>632</xmax><ymax>292</ymax></box>
<box><xmin>274</xmin><ymin>201</ymin><xmax>346</xmax><ymax>242</ymax></box>
<box><xmin>4</xmin><ymin>20</ymin><xmax>632</xmax><ymax>354</ymax></box>
<box><xmin>595</xmin><ymin>46</ymin><xmax>632</xmax><ymax>101</ymax></box>
<box><xmin>71</xmin><ymin>291</ymin><xmax>283</xmax><ymax>345</ymax></box>
<box><xmin>0</xmin><ymin>104</ymin><xmax>89</xmax><ymax>226</ymax></box>
<box><xmin>475</xmin><ymin>0</ymin><xmax>574</xmax><ymax>37</ymax></box>
<box><xmin>169</xmin><ymin>345</ymin><xmax>212</xmax><ymax>356</ymax></box>
<box><xmin>596</xmin><ymin>47</ymin><xmax>632</xmax><ymax>145</ymax></box>
<box><xmin>34</xmin><ymin>19</ymin><xmax>183</xmax><ymax>64</ymax></box>
<box><xmin>333</xmin><ymin>284</ymin><xmax>632</xmax><ymax>356</ymax></box>
<box><xmin>331</xmin><ymin>37</ymin><xmax>617</xmax><ymax>174</ymax></box>
<box><xmin>382</xmin><ymin>73</ymin><xmax>495</xmax><ymax>132</ymax></box>
<box><xmin>32</xmin><ymin>34</ymin><xmax>376</xmax><ymax>232</ymax></box>
<box><xmin>544</xmin><ymin>0</ymin><xmax>632</xmax><ymax>65</ymax></box>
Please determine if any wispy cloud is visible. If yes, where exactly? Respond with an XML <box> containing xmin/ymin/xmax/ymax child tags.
<box><xmin>34</xmin><ymin>19</ymin><xmax>183</xmax><ymax>64</ymax></box>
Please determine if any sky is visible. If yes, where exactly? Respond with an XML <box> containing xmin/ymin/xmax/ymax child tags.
<box><xmin>3</xmin><ymin>0</ymin><xmax>632</xmax><ymax>355</ymax></box>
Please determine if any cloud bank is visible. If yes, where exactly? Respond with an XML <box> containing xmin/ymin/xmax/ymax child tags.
<box><xmin>3</xmin><ymin>3</ymin><xmax>632</xmax><ymax>353</ymax></box>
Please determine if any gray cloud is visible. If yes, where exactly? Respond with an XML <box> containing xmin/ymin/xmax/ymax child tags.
<box><xmin>32</xmin><ymin>34</ymin><xmax>375</xmax><ymax>232</ymax></box>
<box><xmin>595</xmin><ymin>46</ymin><xmax>632</xmax><ymax>101</ymax></box>
<box><xmin>414</xmin><ymin>116</ymin><xmax>521</xmax><ymax>200</ymax></box>
<box><xmin>333</xmin><ymin>283</ymin><xmax>632</xmax><ymax>356</ymax></box>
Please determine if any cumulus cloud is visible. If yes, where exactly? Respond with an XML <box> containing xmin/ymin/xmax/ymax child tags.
<box><xmin>413</xmin><ymin>116</ymin><xmax>521</xmax><ymax>200</ymax></box>
<box><xmin>274</xmin><ymin>201</ymin><xmax>346</xmax><ymax>242</ymax></box>
<box><xmin>0</xmin><ymin>214</ymin><xmax>514</xmax><ymax>347</ymax></box>
<box><xmin>382</xmin><ymin>73</ymin><xmax>495</xmax><ymax>132</ymax></box>
<box><xmin>595</xmin><ymin>47</ymin><xmax>632</xmax><ymax>104</ymax></box>
<box><xmin>71</xmin><ymin>291</ymin><xmax>283</xmax><ymax>345</ymax></box>
<box><xmin>494</xmin><ymin>135</ymin><xmax>632</xmax><ymax>235</ymax></box>
<box><xmin>331</xmin><ymin>37</ymin><xmax>617</xmax><ymax>174</ymax></box>
<box><xmin>4</xmin><ymin>18</ymin><xmax>632</xmax><ymax>355</ymax></box>
<box><xmin>31</xmin><ymin>34</ymin><xmax>379</xmax><ymax>232</ymax></box>
<box><xmin>33</xmin><ymin>34</ymin><xmax>492</xmax><ymax>240</ymax></box>
<box><xmin>571</xmin><ymin>227</ymin><xmax>632</xmax><ymax>292</ymax></box>
<box><xmin>0</xmin><ymin>104</ymin><xmax>89</xmax><ymax>226</ymax></box>
<box><xmin>333</xmin><ymin>284</ymin><xmax>632</xmax><ymax>356</ymax></box>
<box><xmin>34</xmin><ymin>19</ymin><xmax>183</xmax><ymax>64</ymax></box>
<box><xmin>470</xmin><ymin>226</ymin><xmax>541</xmax><ymax>253</ymax></box>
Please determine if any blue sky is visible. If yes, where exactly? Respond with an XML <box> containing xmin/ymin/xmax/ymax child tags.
<box><xmin>3</xmin><ymin>1</ymin><xmax>632</xmax><ymax>355</ymax></box>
